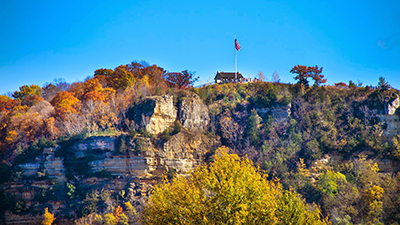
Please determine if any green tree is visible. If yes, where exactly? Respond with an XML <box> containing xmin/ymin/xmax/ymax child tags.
<box><xmin>377</xmin><ymin>76</ymin><xmax>391</xmax><ymax>90</ymax></box>
<box><xmin>142</xmin><ymin>147</ymin><xmax>328</xmax><ymax>224</ymax></box>
<box><xmin>245</xmin><ymin>109</ymin><xmax>261</xmax><ymax>146</ymax></box>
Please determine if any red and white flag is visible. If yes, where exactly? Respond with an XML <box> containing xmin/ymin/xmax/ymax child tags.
<box><xmin>235</xmin><ymin>38</ymin><xmax>241</xmax><ymax>51</ymax></box>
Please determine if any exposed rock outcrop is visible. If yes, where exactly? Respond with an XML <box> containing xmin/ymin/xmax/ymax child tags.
<box><xmin>18</xmin><ymin>147</ymin><xmax>66</xmax><ymax>183</ymax></box>
<box><xmin>378</xmin><ymin>115</ymin><xmax>400</xmax><ymax>138</ymax></box>
<box><xmin>377</xmin><ymin>94</ymin><xmax>400</xmax><ymax>138</ymax></box>
<box><xmin>178</xmin><ymin>93</ymin><xmax>210</xmax><ymax>132</ymax></box>
<box><xmin>385</xmin><ymin>94</ymin><xmax>399</xmax><ymax>115</ymax></box>
<box><xmin>256</xmin><ymin>103</ymin><xmax>291</xmax><ymax>122</ymax></box>
<box><xmin>86</xmin><ymin>131</ymin><xmax>220</xmax><ymax>177</ymax></box>
<box><xmin>131</xmin><ymin>95</ymin><xmax>177</xmax><ymax>135</ymax></box>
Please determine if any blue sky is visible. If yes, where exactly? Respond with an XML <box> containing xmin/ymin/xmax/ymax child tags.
<box><xmin>1</xmin><ymin>0</ymin><xmax>400</xmax><ymax>94</ymax></box>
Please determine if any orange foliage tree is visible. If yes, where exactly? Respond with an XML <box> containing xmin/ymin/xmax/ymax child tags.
<box><xmin>50</xmin><ymin>91</ymin><xmax>80</xmax><ymax>117</ymax></box>
<box><xmin>0</xmin><ymin>95</ymin><xmax>20</xmax><ymax>113</ymax></box>
<box><xmin>165</xmin><ymin>70</ymin><xmax>199</xmax><ymax>89</ymax></box>
<box><xmin>290</xmin><ymin>65</ymin><xmax>326</xmax><ymax>87</ymax></box>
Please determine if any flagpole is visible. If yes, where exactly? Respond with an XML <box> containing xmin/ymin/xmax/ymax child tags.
<box><xmin>235</xmin><ymin>35</ymin><xmax>237</xmax><ymax>80</ymax></box>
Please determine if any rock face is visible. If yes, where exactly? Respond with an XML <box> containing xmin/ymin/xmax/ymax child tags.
<box><xmin>179</xmin><ymin>93</ymin><xmax>210</xmax><ymax>132</ymax></box>
<box><xmin>385</xmin><ymin>94</ymin><xmax>400</xmax><ymax>115</ymax></box>
<box><xmin>86</xmin><ymin>131</ymin><xmax>219</xmax><ymax>177</ymax></box>
<box><xmin>18</xmin><ymin>147</ymin><xmax>67</xmax><ymax>183</ymax></box>
<box><xmin>310</xmin><ymin>152</ymin><xmax>399</xmax><ymax>174</ymax></box>
<box><xmin>256</xmin><ymin>103</ymin><xmax>291</xmax><ymax>122</ymax></box>
<box><xmin>270</xmin><ymin>103</ymin><xmax>291</xmax><ymax>122</ymax></box>
<box><xmin>132</xmin><ymin>95</ymin><xmax>177</xmax><ymax>135</ymax></box>
<box><xmin>131</xmin><ymin>93</ymin><xmax>210</xmax><ymax>134</ymax></box>
<box><xmin>378</xmin><ymin>115</ymin><xmax>400</xmax><ymax>138</ymax></box>
<box><xmin>161</xmin><ymin>131</ymin><xmax>220</xmax><ymax>173</ymax></box>
<box><xmin>377</xmin><ymin>94</ymin><xmax>400</xmax><ymax>138</ymax></box>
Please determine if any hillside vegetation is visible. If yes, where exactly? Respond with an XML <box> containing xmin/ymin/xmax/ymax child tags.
<box><xmin>1</xmin><ymin>61</ymin><xmax>400</xmax><ymax>224</ymax></box>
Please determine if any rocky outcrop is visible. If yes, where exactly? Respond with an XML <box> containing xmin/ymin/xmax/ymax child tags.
<box><xmin>87</xmin><ymin>131</ymin><xmax>220</xmax><ymax>177</ymax></box>
<box><xmin>178</xmin><ymin>93</ymin><xmax>210</xmax><ymax>132</ymax></box>
<box><xmin>377</xmin><ymin>94</ymin><xmax>400</xmax><ymax>138</ymax></box>
<box><xmin>271</xmin><ymin>103</ymin><xmax>291</xmax><ymax>122</ymax></box>
<box><xmin>131</xmin><ymin>95</ymin><xmax>177</xmax><ymax>135</ymax></box>
<box><xmin>256</xmin><ymin>103</ymin><xmax>291</xmax><ymax>122</ymax></box>
<box><xmin>385</xmin><ymin>94</ymin><xmax>399</xmax><ymax>115</ymax></box>
<box><xmin>378</xmin><ymin>115</ymin><xmax>400</xmax><ymax>138</ymax></box>
<box><xmin>310</xmin><ymin>152</ymin><xmax>399</xmax><ymax>174</ymax></box>
<box><xmin>161</xmin><ymin>131</ymin><xmax>220</xmax><ymax>174</ymax></box>
<box><xmin>18</xmin><ymin>147</ymin><xmax>66</xmax><ymax>183</ymax></box>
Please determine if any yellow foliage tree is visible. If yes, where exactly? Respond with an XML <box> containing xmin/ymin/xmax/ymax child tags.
<box><xmin>142</xmin><ymin>147</ymin><xmax>329</xmax><ymax>225</ymax></box>
<box><xmin>104</xmin><ymin>213</ymin><xmax>117</xmax><ymax>225</ymax></box>
<box><xmin>42</xmin><ymin>207</ymin><xmax>55</xmax><ymax>225</ymax></box>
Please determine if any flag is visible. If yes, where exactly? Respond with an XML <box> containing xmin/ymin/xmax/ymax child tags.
<box><xmin>235</xmin><ymin>38</ymin><xmax>241</xmax><ymax>51</ymax></box>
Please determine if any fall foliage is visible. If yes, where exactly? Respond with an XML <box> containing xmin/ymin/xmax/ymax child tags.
<box><xmin>1</xmin><ymin>60</ymin><xmax>400</xmax><ymax>225</ymax></box>
<box><xmin>142</xmin><ymin>147</ymin><xmax>329</xmax><ymax>224</ymax></box>
<box><xmin>42</xmin><ymin>207</ymin><xmax>55</xmax><ymax>225</ymax></box>
<box><xmin>165</xmin><ymin>70</ymin><xmax>199</xmax><ymax>89</ymax></box>
<box><xmin>290</xmin><ymin>65</ymin><xmax>327</xmax><ymax>87</ymax></box>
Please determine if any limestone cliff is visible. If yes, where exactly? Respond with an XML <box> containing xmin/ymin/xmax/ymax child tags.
<box><xmin>130</xmin><ymin>93</ymin><xmax>210</xmax><ymax>134</ymax></box>
<box><xmin>2</xmin><ymin>93</ymin><xmax>218</xmax><ymax>224</ymax></box>
<box><xmin>377</xmin><ymin>94</ymin><xmax>400</xmax><ymax>138</ymax></box>
<box><xmin>130</xmin><ymin>95</ymin><xmax>177</xmax><ymax>135</ymax></box>
<box><xmin>178</xmin><ymin>93</ymin><xmax>210</xmax><ymax>132</ymax></box>
<box><xmin>256</xmin><ymin>103</ymin><xmax>291</xmax><ymax>122</ymax></box>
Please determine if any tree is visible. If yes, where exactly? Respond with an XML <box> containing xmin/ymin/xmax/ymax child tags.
<box><xmin>378</xmin><ymin>76</ymin><xmax>391</xmax><ymax>90</ymax></box>
<box><xmin>42</xmin><ymin>207</ymin><xmax>55</xmax><ymax>225</ymax></box>
<box><xmin>272</xmin><ymin>70</ymin><xmax>280</xmax><ymax>83</ymax></box>
<box><xmin>110</xmin><ymin>65</ymin><xmax>136</xmax><ymax>90</ymax></box>
<box><xmin>142</xmin><ymin>147</ymin><xmax>328</xmax><ymax>224</ymax></box>
<box><xmin>42</xmin><ymin>79</ymin><xmax>70</xmax><ymax>101</ymax></box>
<box><xmin>334</xmin><ymin>82</ymin><xmax>348</xmax><ymax>88</ymax></box>
<box><xmin>258</xmin><ymin>71</ymin><xmax>265</xmax><ymax>82</ymax></box>
<box><xmin>0</xmin><ymin>95</ymin><xmax>20</xmax><ymax>113</ymax></box>
<box><xmin>12</xmin><ymin>84</ymin><xmax>42</xmax><ymax>100</ymax></box>
<box><xmin>165</xmin><ymin>70</ymin><xmax>199</xmax><ymax>89</ymax></box>
<box><xmin>245</xmin><ymin>109</ymin><xmax>261</xmax><ymax>146</ymax></box>
<box><xmin>50</xmin><ymin>91</ymin><xmax>80</xmax><ymax>117</ymax></box>
<box><xmin>290</xmin><ymin>65</ymin><xmax>326</xmax><ymax>87</ymax></box>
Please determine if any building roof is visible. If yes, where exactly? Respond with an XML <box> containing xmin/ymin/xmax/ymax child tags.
<box><xmin>214</xmin><ymin>72</ymin><xmax>244</xmax><ymax>80</ymax></box>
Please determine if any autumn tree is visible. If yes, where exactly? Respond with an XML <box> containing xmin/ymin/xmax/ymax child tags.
<box><xmin>42</xmin><ymin>207</ymin><xmax>55</xmax><ymax>225</ymax></box>
<box><xmin>272</xmin><ymin>70</ymin><xmax>280</xmax><ymax>83</ymax></box>
<box><xmin>142</xmin><ymin>147</ymin><xmax>328</xmax><ymax>224</ymax></box>
<box><xmin>94</xmin><ymin>68</ymin><xmax>114</xmax><ymax>85</ymax></box>
<box><xmin>0</xmin><ymin>95</ymin><xmax>20</xmax><ymax>113</ymax></box>
<box><xmin>12</xmin><ymin>84</ymin><xmax>42</xmax><ymax>100</ymax></box>
<box><xmin>109</xmin><ymin>65</ymin><xmax>135</xmax><ymax>90</ymax></box>
<box><xmin>334</xmin><ymin>82</ymin><xmax>348</xmax><ymax>88</ymax></box>
<box><xmin>165</xmin><ymin>70</ymin><xmax>199</xmax><ymax>89</ymax></box>
<box><xmin>42</xmin><ymin>78</ymin><xmax>70</xmax><ymax>101</ymax></box>
<box><xmin>12</xmin><ymin>84</ymin><xmax>44</xmax><ymax>106</ymax></box>
<box><xmin>290</xmin><ymin>65</ymin><xmax>326</xmax><ymax>87</ymax></box>
<box><xmin>50</xmin><ymin>91</ymin><xmax>80</xmax><ymax>117</ymax></box>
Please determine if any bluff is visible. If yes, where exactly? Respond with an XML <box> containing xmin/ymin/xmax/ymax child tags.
<box><xmin>1</xmin><ymin>93</ymin><xmax>219</xmax><ymax>224</ymax></box>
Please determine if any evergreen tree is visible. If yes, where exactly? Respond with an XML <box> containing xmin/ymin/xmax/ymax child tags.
<box><xmin>245</xmin><ymin>109</ymin><xmax>261</xmax><ymax>146</ymax></box>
